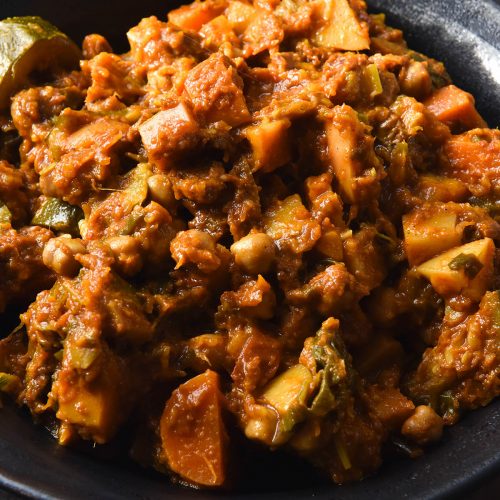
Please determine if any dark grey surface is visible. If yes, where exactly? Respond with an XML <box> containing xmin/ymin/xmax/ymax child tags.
<box><xmin>368</xmin><ymin>0</ymin><xmax>500</xmax><ymax>127</ymax></box>
<box><xmin>0</xmin><ymin>0</ymin><xmax>499</xmax><ymax>499</ymax></box>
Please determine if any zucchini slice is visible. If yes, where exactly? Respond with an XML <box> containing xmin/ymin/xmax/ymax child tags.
<box><xmin>0</xmin><ymin>16</ymin><xmax>80</xmax><ymax>108</ymax></box>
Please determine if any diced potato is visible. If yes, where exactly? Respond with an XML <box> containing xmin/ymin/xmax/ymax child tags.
<box><xmin>168</xmin><ymin>0</ymin><xmax>226</xmax><ymax>31</ymax></box>
<box><xmin>326</xmin><ymin>105</ymin><xmax>379</xmax><ymax>203</ymax></box>
<box><xmin>424</xmin><ymin>85</ymin><xmax>487</xmax><ymax>130</ymax></box>
<box><xmin>160</xmin><ymin>370</ymin><xmax>227</xmax><ymax>487</ymax></box>
<box><xmin>417</xmin><ymin>238</ymin><xmax>495</xmax><ymax>300</ymax></box>
<box><xmin>315</xmin><ymin>228</ymin><xmax>344</xmax><ymax>261</ymax></box>
<box><xmin>139</xmin><ymin>102</ymin><xmax>199</xmax><ymax>159</ymax></box>
<box><xmin>65</xmin><ymin>117</ymin><xmax>129</xmax><ymax>151</ymax></box>
<box><xmin>55</xmin><ymin>350</ymin><xmax>123</xmax><ymax>444</ymax></box>
<box><xmin>263</xmin><ymin>194</ymin><xmax>321</xmax><ymax>254</ymax></box>
<box><xmin>403</xmin><ymin>209</ymin><xmax>461</xmax><ymax>266</ymax></box>
<box><xmin>245</xmin><ymin>119</ymin><xmax>291</xmax><ymax>172</ymax></box>
<box><xmin>231</xmin><ymin>329</ymin><xmax>280</xmax><ymax>391</ymax></box>
<box><xmin>313</xmin><ymin>0</ymin><xmax>370</xmax><ymax>51</ymax></box>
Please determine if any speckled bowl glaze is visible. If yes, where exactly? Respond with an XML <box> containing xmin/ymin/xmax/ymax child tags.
<box><xmin>0</xmin><ymin>1</ymin><xmax>499</xmax><ymax>498</ymax></box>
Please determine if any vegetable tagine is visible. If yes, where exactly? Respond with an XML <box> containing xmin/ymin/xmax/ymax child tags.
<box><xmin>0</xmin><ymin>0</ymin><xmax>498</xmax><ymax>489</ymax></box>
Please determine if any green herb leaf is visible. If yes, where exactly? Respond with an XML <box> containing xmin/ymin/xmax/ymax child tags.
<box><xmin>448</xmin><ymin>252</ymin><xmax>483</xmax><ymax>279</ymax></box>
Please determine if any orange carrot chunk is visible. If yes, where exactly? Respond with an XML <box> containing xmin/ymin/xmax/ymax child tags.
<box><xmin>424</xmin><ymin>85</ymin><xmax>487</xmax><ymax>130</ymax></box>
<box><xmin>245</xmin><ymin>119</ymin><xmax>291</xmax><ymax>173</ymax></box>
<box><xmin>160</xmin><ymin>370</ymin><xmax>228</xmax><ymax>487</ymax></box>
<box><xmin>443</xmin><ymin>128</ymin><xmax>500</xmax><ymax>196</ymax></box>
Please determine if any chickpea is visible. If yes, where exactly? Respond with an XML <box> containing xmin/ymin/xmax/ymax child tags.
<box><xmin>170</xmin><ymin>229</ymin><xmax>221</xmax><ymax>273</ymax></box>
<box><xmin>230</xmin><ymin>232</ymin><xmax>276</xmax><ymax>275</ymax></box>
<box><xmin>43</xmin><ymin>236</ymin><xmax>85</xmax><ymax>276</ymax></box>
<box><xmin>107</xmin><ymin>235</ymin><xmax>142</xmax><ymax>276</ymax></box>
<box><xmin>399</xmin><ymin>61</ymin><xmax>432</xmax><ymax>100</ymax></box>
<box><xmin>148</xmin><ymin>174</ymin><xmax>175</xmax><ymax>208</ymax></box>
<box><xmin>244</xmin><ymin>404</ymin><xmax>277</xmax><ymax>445</ymax></box>
<box><xmin>401</xmin><ymin>405</ymin><xmax>444</xmax><ymax>446</ymax></box>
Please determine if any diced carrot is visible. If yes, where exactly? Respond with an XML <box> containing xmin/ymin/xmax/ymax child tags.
<box><xmin>403</xmin><ymin>208</ymin><xmax>462</xmax><ymax>266</ymax></box>
<box><xmin>168</xmin><ymin>0</ymin><xmax>226</xmax><ymax>31</ymax></box>
<box><xmin>443</xmin><ymin>128</ymin><xmax>500</xmax><ymax>196</ymax></box>
<box><xmin>160</xmin><ymin>370</ymin><xmax>228</xmax><ymax>487</ymax></box>
<box><xmin>424</xmin><ymin>85</ymin><xmax>487</xmax><ymax>130</ymax></box>
<box><xmin>314</xmin><ymin>0</ymin><xmax>370</xmax><ymax>51</ymax></box>
<box><xmin>55</xmin><ymin>347</ymin><xmax>125</xmax><ymax>444</ymax></box>
<box><xmin>245</xmin><ymin>119</ymin><xmax>291</xmax><ymax>172</ymax></box>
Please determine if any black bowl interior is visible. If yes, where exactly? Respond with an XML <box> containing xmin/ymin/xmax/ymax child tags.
<box><xmin>0</xmin><ymin>0</ymin><xmax>499</xmax><ymax>499</ymax></box>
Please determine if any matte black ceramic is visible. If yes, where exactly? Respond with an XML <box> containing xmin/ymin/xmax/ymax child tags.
<box><xmin>0</xmin><ymin>0</ymin><xmax>499</xmax><ymax>499</ymax></box>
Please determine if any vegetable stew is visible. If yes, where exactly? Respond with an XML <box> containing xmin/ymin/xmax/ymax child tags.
<box><xmin>0</xmin><ymin>0</ymin><xmax>498</xmax><ymax>490</ymax></box>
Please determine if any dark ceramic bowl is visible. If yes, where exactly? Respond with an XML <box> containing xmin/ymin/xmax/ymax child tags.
<box><xmin>0</xmin><ymin>1</ymin><xmax>499</xmax><ymax>498</ymax></box>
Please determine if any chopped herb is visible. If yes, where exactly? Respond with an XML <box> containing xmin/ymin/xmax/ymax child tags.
<box><xmin>309</xmin><ymin>370</ymin><xmax>337</xmax><ymax>417</ymax></box>
<box><xmin>448</xmin><ymin>253</ymin><xmax>483</xmax><ymax>279</ymax></box>
<box><xmin>375</xmin><ymin>231</ymin><xmax>395</xmax><ymax>244</ymax></box>
<box><xmin>439</xmin><ymin>391</ymin><xmax>457</xmax><ymax>419</ymax></box>
<box><xmin>334</xmin><ymin>436</ymin><xmax>351</xmax><ymax>470</ymax></box>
